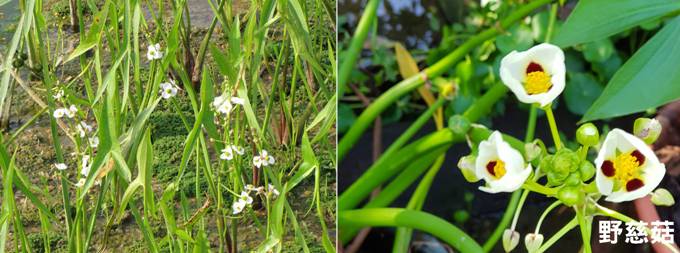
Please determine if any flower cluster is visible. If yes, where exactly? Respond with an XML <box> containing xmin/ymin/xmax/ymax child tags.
<box><xmin>212</xmin><ymin>94</ymin><xmax>244</xmax><ymax>117</ymax></box>
<box><xmin>220</xmin><ymin>145</ymin><xmax>245</xmax><ymax>160</ymax></box>
<box><xmin>456</xmin><ymin>44</ymin><xmax>669</xmax><ymax>252</ymax></box>
<box><xmin>232</xmin><ymin>183</ymin><xmax>281</xmax><ymax>215</ymax></box>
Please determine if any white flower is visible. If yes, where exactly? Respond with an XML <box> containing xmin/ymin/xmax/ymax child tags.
<box><xmin>481</xmin><ymin>0</ymin><xmax>499</xmax><ymax>11</ymax></box>
<box><xmin>89</xmin><ymin>136</ymin><xmax>99</xmax><ymax>148</ymax></box>
<box><xmin>475</xmin><ymin>131</ymin><xmax>531</xmax><ymax>193</ymax></box>
<box><xmin>53</xmin><ymin>108</ymin><xmax>66</xmax><ymax>118</ymax></box>
<box><xmin>220</xmin><ymin>147</ymin><xmax>234</xmax><ymax>160</ymax></box>
<box><xmin>230</xmin><ymin>97</ymin><xmax>245</xmax><ymax>105</ymax></box>
<box><xmin>75</xmin><ymin>178</ymin><xmax>86</xmax><ymax>188</ymax></box>
<box><xmin>65</xmin><ymin>105</ymin><xmax>77</xmax><ymax>118</ymax></box>
<box><xmin>239</xmin><ymin>191</ymin><xmax>253</xmax><ymax>205</ymax></box>
<box><xmin>54</xmin><ymin>163</ymin><xmax>67</xmax><ymax>171</ymax></box>
<box><xmin>231</xmin><ymin>145</ymin><xmax>244</xmax><ymax>155</ymax></box>
<box><xmin>212</xmin><ymin>95</ymin><xmax>244</xmax><ymax>116</ymax></box>
<box><xmin>500</xmin><ymin>43</ymin><xmax>566</xmax><ymax>107</ymax></box>
<box><xmin>77</xmin><ymin>122</ymin><xmax>93</xmax><ymax>138</ymax></box>
<box><xmin>81</xmin><ymin>155</ymin><xmax>91</xmax><ymax>176</ymax></box>
<box><xmin>268</xmin><ymin>184</ymin><xmax>280</xmax><ymax>197</ymax></box>
<box><xmin>146</xmin><ymin>43</ymin><xmax>163</xmax><ymax>60</ymax></box>
<box><xmin>53</xmin><ymin>89</ymin><xmax>64</xmax><ymax>99</ymax></box>
<box><xmin>159</xmin><ymin>80</ymin><xmax>178</xmax><ymax>99</ymax></box>
<box><xmin>595</xmin><ymin>129</ymin><xmax>665</xmax><ymax>202</ymax></box>
<box><xmin>245</xmin><ymin>184</ymin><xmax>256</xmax><ymax>192</ymax></box>
<box><xmin>232</xmin><ymin>200</ymin><xmax>246</xmax><ymax>214</ymax></box>
<box><xmin>212</xmin><ymin>94</ymin><xmax>233</xmax><ymax>115</ymax></box>
<box><xmin>253</xmin><ymin>149</ymin><xmax>275</xmax><ymax>168</ymax></box>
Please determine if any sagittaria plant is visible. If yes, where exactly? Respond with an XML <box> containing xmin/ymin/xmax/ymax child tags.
<box><xmin>456</xmin><ymin>43</ymin><xmax>676</xmax><ymax>253</ymax></box>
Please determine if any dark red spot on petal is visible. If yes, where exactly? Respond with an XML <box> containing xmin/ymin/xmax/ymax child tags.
<box><xmin>625</xmin><ymin>178</ymin><xmax>644</xmax><ymax>192</ymax></box>
<box><xmin>486</xmin><ymin>161</ymin><xmax>497</xmax><ymax>177</ymax></box>
<box><xmin>526</xmin><ymin>62</ymin><xmax>544</xmax><ymax>74</ymax></box>
<box><xmin>631</xmin><ymin>150</ymin><xmax>645</xmax><ymax>165</ymax></box>
<box><xmin>601</xmin><ymin>160</ymin><xmax>615</xmax><ymax>177</ymax></box>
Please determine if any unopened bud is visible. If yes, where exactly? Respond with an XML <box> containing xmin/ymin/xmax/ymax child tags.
<box><xmin>576</xmin><ymin>123</ymin><xmax>599</xmax><ymax>147</ymax></box>
<box><xmin>557</xmin><ymin>186</ymin><xmax>584</xmax><ymax>206</ymax></box>
<box><xmin>457</xmin><ymin>155</ymin><xmax>479</xmax><ymax>183</ymax></box>
<box><xmin>525</xmin><ymin>233</ymin><xmax>544</xmax><ymax>253</ymax></box>
<box><xmin>634</xmin><ymin>118</ymin><xmax>661</xmax><ymax>144</ymax></box>
<box><xmin>579</xmin><ymin>161</ymin><xmax>595</xmax><ymax>182</ymax></box>
<box><xmin>650</xmin><ymin>188</ymin><xmax>675</xmax><ymax>207</ymax></box>
<box><xmin>524</xmin><ymin>141</ymin><xmax>542</xmax><ymax>162</ymax></box>
<box><xmin>553</xmin><ymin>149</ymin><xmax>579</xmax><ymax>174</ymax></box>
<box><xmin>449</xmin><ymin>115</ymin><xmax>471</xmax><ymax>136</ymax></box>
<box><xmin>503</xmin><ymin>229</ymin><xmax>520</xmax><ymax>252</ymax></box>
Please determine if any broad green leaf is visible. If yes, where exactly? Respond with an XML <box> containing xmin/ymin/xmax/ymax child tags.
<box><xmin>564</xmin><ymin>73</ymin><xmax>603</xmax><ymax>115</ymax></box>
<box><xmin>496</xmin><ymin>24</ymin><xmax>533</xmax><ymax>54</ymax></box>
<box><xmin>583</xmin><ymin>16</ymin><xmax>680</xmax><ymax>122</ymax></box>
<box><xmin>554</xmin><ymin>0</ymin><xmax>680</xmax><ymax>47</ymax></box>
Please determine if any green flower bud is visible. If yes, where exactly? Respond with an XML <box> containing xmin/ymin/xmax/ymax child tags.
<box><xmin>634</xmin><ymin>118</ymin><xmax>662</xmax><ymax>145</ymax></box>
<box><xmin>576</xmin><ymin>123</ymin><xmax>599</xmax><ymax>146</ymax></box>
<box><xmin>546</xmin><ymin>170</ymin><xmax>569</xmax><ymax>186</ymax></box>
<box><xmin>503</xmin><ymin>229</ymin><xmax>520</xmax><ymax>252</ymax></box>
<box><xmin>539</xmin><ymin>155</ymin><xmax>554</xmax><ymax>174</ymax></box>
<box><xmin>579</xmin><ymin>161</ymin><xmax>595</xmax><ymax>182</ymax></box>
<box><xmin>457</xmin><ymin>155</ymin><xmax>480</xmax><ymax>183</ymax></box>
<box><xmin>557</xmin><ymin>186</ymin><xmax>584</xmax><ymax>206</ymax></box>
<box><xmin>564</xmin><ymin>172</ymin><xmax>581</xmax><ymax>186</ymax></box>
<box><xmin>552</xmin><ymin>149</ymin><xmax>580</xmax><ymax>174</ymax></box>
<box><xmin>448</xmin><ymin>115</ymin><xmax>471</xmax><ymax>136</ymax></box>
<box><xmin>650</xmin><ymin>188</ymin><xmax>675</xmax><ymax>207</ymax></box>
<box><xmin>524</xmin><ymin>233</ymin><xmax>544</xmax><ymax>253</ymax></box>
<box><xmin>524</xmin><ymin>141</ymin><xmax>542</xmax><ymax>162</ymax></box>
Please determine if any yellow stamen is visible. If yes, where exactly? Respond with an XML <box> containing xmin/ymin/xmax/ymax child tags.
<box><xmin>491</xmin><ymin>160</ymin><xmax>506</xmax><ymax>179</ymax></box>
<box><xmin>612</xmin><ymin>152</ymin><xmax>641</xmax><ymax>183</ymax></box>
<box><xmin>524</xmin><ymin>71</ymin><xmax>552</xmax><ymax>95</ymax></box>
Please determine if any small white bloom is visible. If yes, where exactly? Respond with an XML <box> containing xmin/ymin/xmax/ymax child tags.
<box><xmin>75</xmin><ymin>178</ymin><xmax>86</xmax><ymax>188</ymax></box>
<box><xmin>53</xmin><ymin>89</ymin><xmax>64</xmax><ymax>99</ymax></box>
<box><xmin>159</xmin><ymin>80</ymin><xmax>178</xmax><ymax>99</ymax></box>
<box><xmin>146</xmin><ymin>43</ymin><xmax>163</xmax><ymax>60</ymax></box>
<box><xmin>268</xmin><ymin>183</ymin><xmax>280</xmax><ymax>197</ymax></box>
<box><xmin>65</xmin><ymin>105</ymin><xmax>77</xmax><ymax>118</ymax></box>
<box><xmin>595</xmin><ymin>129</ymin><xmax>665</xmax><ymax>202</ymax></box>
<box><xmin>239</xmin><ymin>191</ymin><xmax>253</xmax><ymax>205</ymax></box>
<box><xmin>230</xmin><ymin>97</ymin><xmax>245</xmax><ymax>105</ymax></box>
<box><xmin>231</xmin><ymin>145</ymin><xmax>244</xmax><ymax>155</ymax></box>
<box><xmin>53</xmin><ymin>108</ymin><xmax>66</xmax><ymax>118</ymax></box>
<box><xmin>500</xmin><ymin>43</ymin><xmax>566</xmax><ymax>107</ymax></box>
<box><xmin>475</xmin><ymin>131</ymin><xmax>531</xmax><ymax>193</ymax></box>
<box><xmin>480</xmin><ymin>0</ymin><xmax>499</xmax><ymax>11</ymax></box>
<box><xmin>89</xmin><ymin>136</ymin><xmax>99</xmax><ymax>148</ymax></box>
<box><xmin>220</xmin><ymin>147</ymin><xmax>234</xmax><ymax>160</ymax></box>
<box><xmin>77</xmin><ymin>122</ymin><xmax>93</xmax><ymax>138</ymax></box>
<box><xmin>255</xmin><ymin>186</ymin><xmax>265</xmax><ymax>195</ymax></box>
<box><xmin>54</xmin><ymin>163</ymin><xmax>67</xmax><ymax>171</ymax></box>
<box><xmin>253</xmin><ymin>149</ymin><xmax>275</xmax><ymax>168</ymax></box>
<box><xmin>81</xmin><ymin>155</ymin><xmax>91</xmax><ymax>176</ymax></box>
<box><xmin>232</xmin><ymin>200</ymin><xmax>246</xmax><ymax>214</ymax></box>
<box><xmin>212</xmin><ymin>94</ymin><xmax>234</xmax><ymax>115</ymax></box>
<box><xmin>245</xmin><ymin>184</ymin><xmax>256</xmax><ymax>192</ymax></box>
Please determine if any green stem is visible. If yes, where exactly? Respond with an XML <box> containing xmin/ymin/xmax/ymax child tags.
<box><xmin>338</xmin><ymin>0</ymin><xmax>555</xmax><ymax>160</ymax></box>
<box><xmin>576</xmin><ymin>208</ymin><xmax>592</xmax><ymax>253</ymax></box>
<box><xmin>522</xmin><ymin>180</ymin><xmax>557</xmax><ymax>196</ymax></box>
<box><xmin>543</xmin><ymin>105</ymin><xmax>562</xmax><ymax>149</ymax></box>
<box><xmin>482</xmin><ymin>191</ymin><xmax>522</xmax><ymax>252</ymax></box>
<box><xmin>393</xmin><ymin>155</ymin><xmax>446</xmax><ymax>252</ymax></box>
<box><xmin>537</xmin><ymin>217</ymin><xmax>578</xmax><ymax>253</ymax></box>
<box><xmin>535</xmin><ymin>200</ymin><xmax>562</xmax><ymax>234</ymax></box>
<box><xmin>340</xmin><ymin>208</ymin><xmax>483</xmax><ymax>253</ymax></box>
<box><xmin>525</xmin><ymin>105</ymin><xmax>538</xmax><ymax>142</ymax></box>
<box><xmin>338</xmin><ymin>0</ymin><xmax>380</xmax><ymax>95</ymax></box>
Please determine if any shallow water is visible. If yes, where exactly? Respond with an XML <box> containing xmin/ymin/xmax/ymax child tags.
<box><xmin>339</xmin><ymin>0</ymin><xmax>465</xmax><ymax>50</ymax></box>
<box><xmin>0</xmin><ymin>1</ymin><xmax>21</xmax><ymax>50</ymax></box>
